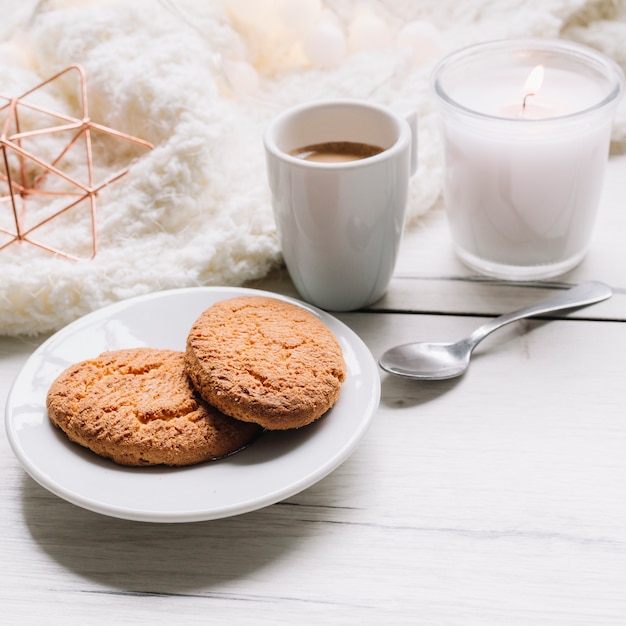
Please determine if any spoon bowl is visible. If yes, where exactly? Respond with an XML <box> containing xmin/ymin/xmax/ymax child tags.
<box><xmin>380</xmin><ymin>339</ymin><xmax>472</xmax><ymax>380</ymax></box>
<box><xmin>379</xmin><ymin>281</ymin><xmax>613</xmax><ymax>380</ymax></box>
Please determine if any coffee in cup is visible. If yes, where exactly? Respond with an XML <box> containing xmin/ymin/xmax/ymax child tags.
<box><xmin>289</xmin><ymin>141</ymin><xmax>384</xmax><ymax>163</ymax></box>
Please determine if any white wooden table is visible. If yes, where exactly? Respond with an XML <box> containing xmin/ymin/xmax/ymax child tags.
<box><xmin>2</xmin><ymin>155</ymin><xmax>625</xmax><ymax>625</ymax></box>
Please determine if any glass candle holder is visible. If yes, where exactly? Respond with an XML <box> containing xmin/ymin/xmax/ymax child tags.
<box><xmin>432</xmin><ymin>39</ymin><xmax>624</xmax><ymax>280</ymax></box>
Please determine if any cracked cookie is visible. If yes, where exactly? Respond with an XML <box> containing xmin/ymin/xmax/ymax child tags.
<box><xmin>185</xmin><ymin>296</ymin><xmax>346</xmax><ymax>430</ymax></box>
<box><xmin>46</xmin><ymin>347</ymin><xmax>261</xmax><ymax>466</ymax></box>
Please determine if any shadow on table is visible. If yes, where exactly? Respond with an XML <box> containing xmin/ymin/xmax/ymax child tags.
<box><xmin>20</xmin><ymin>465</ymin><xmax>355</xmax><ymax>595</ymax></box>
<box><xmin>379</xmin><ymin>371</ymin><xmax>462</xmax><ymax>410</ymax></box>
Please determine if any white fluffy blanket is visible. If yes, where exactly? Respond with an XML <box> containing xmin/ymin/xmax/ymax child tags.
<box><xmin>0</xmin><ymin>0</ymin><xmax>624</xmax><ymax>336</ymax></box>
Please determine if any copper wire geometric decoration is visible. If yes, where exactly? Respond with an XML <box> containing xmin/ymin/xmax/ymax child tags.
<box><xmin>0</xmin><ymin>64</ymin><xmax>154</xmax><ymax>260</ymax></box>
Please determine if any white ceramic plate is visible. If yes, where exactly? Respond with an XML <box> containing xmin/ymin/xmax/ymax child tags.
<box><xmin>5</xmin><ymin>287</ymin><xmax>380</xmax><ymax>523</ymax></box>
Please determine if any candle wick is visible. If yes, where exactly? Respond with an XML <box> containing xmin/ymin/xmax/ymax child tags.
<box><xmin>522</xmin><ymin>92</ymin><xmax>534</xmax><ymax>110</ymax></box>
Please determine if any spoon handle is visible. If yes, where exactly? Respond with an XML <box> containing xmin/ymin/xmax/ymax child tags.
<box><xmin>467</xmin><ymin>281</ymin><xmax>613</xmax><ymax>349</ymax></box>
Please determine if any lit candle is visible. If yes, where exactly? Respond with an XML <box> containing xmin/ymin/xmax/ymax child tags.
<box><xmin>432</xmin><ymin>39</ymin><xmax>624</xmax><ymax>280</ymax></box>
<box><xmin>497</xmin><ymin>65</ymin><xmax>557</xmax><ymax>119</ymax></box>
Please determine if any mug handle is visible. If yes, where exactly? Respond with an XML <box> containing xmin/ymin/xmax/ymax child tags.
<box><xmin>404</xmin><ymin>110</ymin><xmax>418</xmax><ymax>176</ymax></box>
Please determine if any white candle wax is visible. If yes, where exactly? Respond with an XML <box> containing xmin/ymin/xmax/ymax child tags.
<box><xmin>433</xmin><ymin>39</ymin><xmax>624</xmax><ymax>280</ymax></box>
<box><xmin>442</xmin><ymin>115</ymin><xmax>612</xmax><ymax>269</ymax></box>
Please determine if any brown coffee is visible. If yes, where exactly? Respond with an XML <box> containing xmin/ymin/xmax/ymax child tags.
<box><xmin>289</xmin><ymin>141</ymin><xmax>384</xmax><ymax>163</ymax></box>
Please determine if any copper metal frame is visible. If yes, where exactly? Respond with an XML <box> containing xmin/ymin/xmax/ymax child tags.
<box><xmin>0</xmin><ymin>64</ymin><xmax>154</xmax><ymax>260</ymax></box>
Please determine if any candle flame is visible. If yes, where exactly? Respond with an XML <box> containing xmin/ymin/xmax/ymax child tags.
<box><xmin>523</xmin><ymin>65</ymin><xmax>544</xmax><ymax>98</ymax></box>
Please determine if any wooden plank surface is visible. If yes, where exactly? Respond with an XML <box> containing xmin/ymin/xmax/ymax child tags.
<box><xmin>2</xmin><ymin>309</ymin><xmax>626</xmax><ymax>624</ymax></box>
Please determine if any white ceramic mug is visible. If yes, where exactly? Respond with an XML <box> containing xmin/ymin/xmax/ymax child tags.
<box><xmin>264</xmin><ymin>99</ymin><xmax>417</xmax><ymax>311</ymax></box>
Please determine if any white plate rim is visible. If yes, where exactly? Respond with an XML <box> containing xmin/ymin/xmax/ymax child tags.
<box><xmin>5</xmin><ymin>286</ymin><xmax>380</xmax><ymax>523</ymax></box>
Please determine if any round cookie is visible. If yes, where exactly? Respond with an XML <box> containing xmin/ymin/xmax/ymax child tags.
<box><xmin>185</xmin><ymin>295</ymin><xmax>346</xmax><ymax>430</ymax></box>
<box><xmin>46</xmin><ymin>347</ymin><xmax>261</xmax><ymax>466</ymax></box>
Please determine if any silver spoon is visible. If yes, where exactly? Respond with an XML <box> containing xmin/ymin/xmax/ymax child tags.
<box><xmin>379</xmin><ymin>281</ymin><xmax>613</xmax><ymax>380</ymax></box>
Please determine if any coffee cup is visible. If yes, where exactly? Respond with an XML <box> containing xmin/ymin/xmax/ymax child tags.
<box><xmin>264</xmin><ymin>99</ymin><xmax>417</xmax><ymax>311</ymax></box>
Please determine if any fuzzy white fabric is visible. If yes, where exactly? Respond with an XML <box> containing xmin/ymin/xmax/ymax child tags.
<box><xmin>0</xmin><ymin>0</ymin><xmax>624</xmax><ymax>336</ymax></box>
